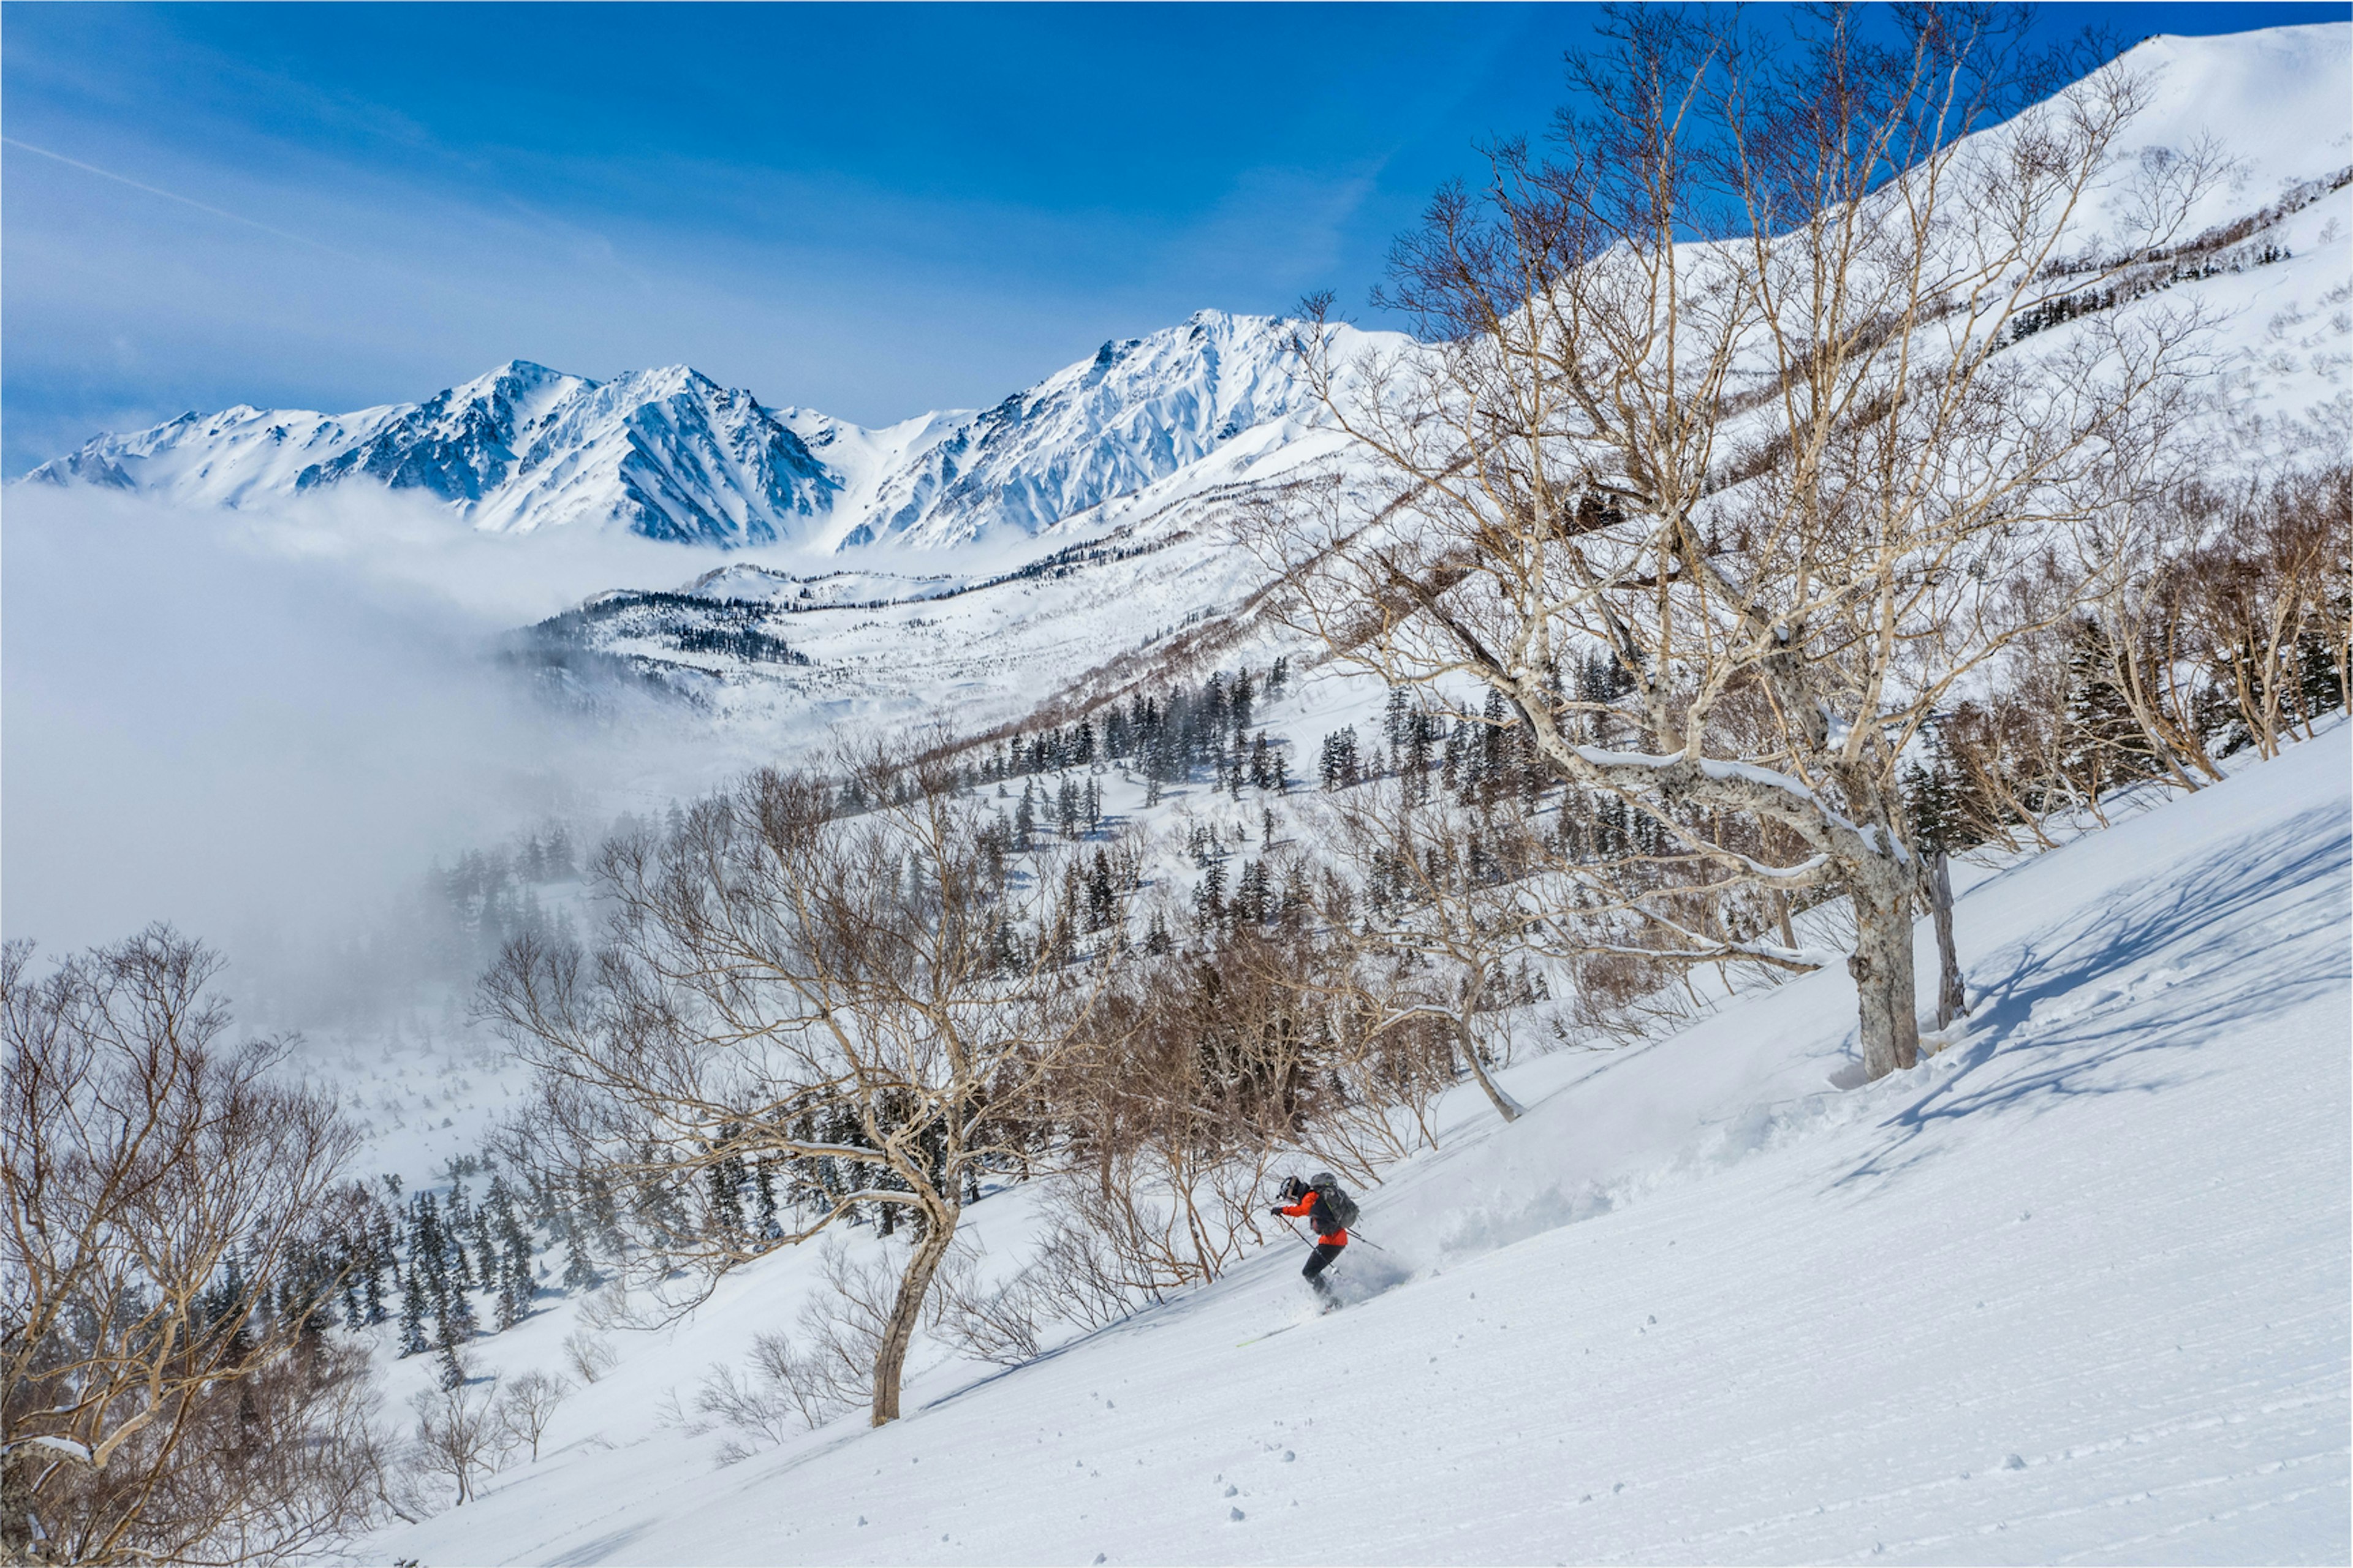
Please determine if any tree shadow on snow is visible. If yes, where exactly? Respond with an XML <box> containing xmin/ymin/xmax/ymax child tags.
<box><xmin>1832</xmin><ymin>806</ymin><xmax>2348</xmax><ymax>1191</ymax></box>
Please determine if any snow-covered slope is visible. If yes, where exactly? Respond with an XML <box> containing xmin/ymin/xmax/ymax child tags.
<box><xmin>806</xmin><ymin>310</ymin><xmax>1365</xmax><ymax>550</ymax></box>
<box><xmin>501</xmin><ymin>431</ymin><xmax>1349</xmax><ymax>744</ymax></box>
<box><xmin>2107</xmin><ymin>23</ymin><xmax>2353</xmax><ymax>238</ymax></box>
<box><xmin>23</xmin><ymin>311</ymin><xmax>1392</xmax><ymax>553</ymax></box>
<box><xmin>359</xmin><ymin>721</ymin><xmax>2350</xmax><ymax>1567</ymax></box>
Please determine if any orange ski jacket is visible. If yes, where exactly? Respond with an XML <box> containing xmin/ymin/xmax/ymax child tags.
<box><xmin>1277</xmin><ymin>1191</ymin><xmax>1348</xmax><ymax>1248</ymax></box>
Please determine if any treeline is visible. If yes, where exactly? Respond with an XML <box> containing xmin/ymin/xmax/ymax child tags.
<box><xmin>2004</xmin><ymin>165</ymin><xmax>2348</xmax><ymax>346</ymax></box>
<box><xmin>978</xmin><ymin>657</ymin><xmax>1291</xmax><ymax>800</ymax></box>
<box><xmin>1920</xmin><ymin>468</ymin><xmax>2348</xmax><ymax>850</ymax></box>
<box><xmin>461</xmin><ymin>716</ymin><xmax>1574</xmax><ymax>1441</ymax></box>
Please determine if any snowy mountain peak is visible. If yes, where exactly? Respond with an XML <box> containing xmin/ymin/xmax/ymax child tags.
<box><xmin>23</xmin><ymin>310</ymin><xmax>1388</xmax><ymax>552</ymax></box>
<box><xmin>838</xmin><ymin>308</ymin><xmax>1354</xmax><ymax>550</ymax></box>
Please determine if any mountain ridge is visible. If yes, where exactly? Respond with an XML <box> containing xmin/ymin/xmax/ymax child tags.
<box><xmin>23</xmin><ymin>309</ymin><xmax>1391</xmax><ymax>553</ymax></box>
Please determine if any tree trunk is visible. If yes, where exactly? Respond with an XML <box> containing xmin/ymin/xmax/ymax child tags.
<box><xmin>869</xmin><ymin>1212</ymin><xmax>957</xmax><ymax>1426</ymax></box>
<box><xmin>1453</xmin><ymin>1013</ymin><xmax>1523</xmax><ymax>1123</ymax></box>
<box><xmin>1930</xmin><ymin>850</ymin><xmax>1968</xmax><ymax>1032</ymax></box>
<box><xmin>1848</xmin><ymin>858</ymin><xmax>1922</xmax><ymax>1081</ymax></box>
<box><xmin>1</xmin><ymin>1444</ymin><xmax>45</xmax><ymax>1564</ymax></box>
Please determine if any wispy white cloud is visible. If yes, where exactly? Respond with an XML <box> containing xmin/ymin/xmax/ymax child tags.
<box><xmin>0</xmin><ymin>134</ymin><xmax>369</xmax><ymax>263</ymax></box>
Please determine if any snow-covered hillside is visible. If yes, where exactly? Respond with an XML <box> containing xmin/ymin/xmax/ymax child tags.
<box><xmin>12</xmin><ymin>27</ymin><xmax>2343</xmax><ymax>1564</ymax></box>
<box><xmin>501</xmin><ymin>432</ymin><xmax>1351</xmax><ymax>742</ymax></box>
<box><xmin>357</xmin><ymin>721</ymin><xmax>2350</xmax><ymax>1567</ymax></box>
<box><xmin>21</xmin><ymin>311</ymin><xmax>1393</xmax><ymax>552</ymax></box>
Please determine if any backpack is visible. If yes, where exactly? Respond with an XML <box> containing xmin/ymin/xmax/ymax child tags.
<box><xmin>1311</xmin><ymin>1171</ymin><xmax>1360</xmax><ymax>1230</ymax></box>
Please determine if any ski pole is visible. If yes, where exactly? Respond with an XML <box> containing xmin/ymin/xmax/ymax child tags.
<box><xmin>1276</xmin><ymin>1210</ymin><xmax>1385</xmax><ymax>1255</ymax></box>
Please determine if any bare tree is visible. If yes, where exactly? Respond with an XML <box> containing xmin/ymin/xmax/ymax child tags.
<box><xmin>491</xmin><ymin>1368</ymin><xmax>572</xmax><ymax>1464</ymax></box>
<box><xmin>406</xmin><ymin>1379</ymin><xmax>502</xmax><ymax>1508</ymax></box>
<box><xmin>2</xmin><ymin>928</ymin><xmax>384</xmax><ymax>1566</ymax></box>
<box><xmin>1048</xmin><ymin>937</ymin><xmax>1299</xmax><ymax>1293</ymax></box>
<box><xmin>1309</xmin><ymin>770</ymin><xmax>1564</xmax><ymax>1125</ymax></box>
<box><xmin>694</xmin><ymin>1324</ymin><xmax>844</xmax><ymax>1462</ymax></box>
<box><xmin>482</xmin><ymin>750</ymin><xmax>1124</xmax><ymax>1425</ymax></box>
<box><xmin>928</xmin><ymin>1240</ymin><xmax>1051</xmax><ymax>1368</ymax></box>
<box><xmin>2183</xmin><ymin>464</ymin><xmax>2350</xmax><ymax>759</ymax></box>
<box><xmin>1261</xmin><ymin>6</ymin><xmax>2220</xmax><ymax>1078</ymax></box>
<box><xmin>561</xmin><ymin>1328</ymin><xmax>616</xmax><ymax>1385</ymax></box>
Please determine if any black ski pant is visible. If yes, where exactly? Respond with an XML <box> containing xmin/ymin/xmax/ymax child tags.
<box><xmin>1302</xmin><ymin>1241</ymin><xmax>1344</xmax><ymax>1297</ymax></box>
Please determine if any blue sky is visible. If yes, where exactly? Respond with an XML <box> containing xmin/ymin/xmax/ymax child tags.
<box><xmin>3</xmin><ymin>2</ymin><xmax>2345</xmax><ymax>473</ymax></box>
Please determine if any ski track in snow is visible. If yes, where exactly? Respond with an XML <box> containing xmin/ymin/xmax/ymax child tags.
<box><xmin>360</xmin><ymin>727</ymin><xmax>2351</xmax><ymax>1567</ymax></box>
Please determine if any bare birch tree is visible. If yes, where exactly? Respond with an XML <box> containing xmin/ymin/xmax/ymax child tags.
<box><xmin>1260</xmin><ymin>5</ymin><xmax>2220</xmax><ymax>1078</ymax></box>
<box><xmin>482</xmin><ymin>751</ymin><xmax>1124</xmax><ymax>1425</ymax></box>
<box><xmin>1306</xmin><ymin>774</ymin><xmax>1542</xmax><ymax>1123</ymax></box>
<box><xmin>2</xmin><ymin>928</ymin><xmax>384</xmax><ymax>1566</ymax></box>
<box><xmin>491</xmin><ymin>1369</ymin><xmax>571</xmax><ymax>1464</ymax></box>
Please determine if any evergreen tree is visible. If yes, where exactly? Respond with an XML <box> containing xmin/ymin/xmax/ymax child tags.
<box><xmin>1194</xmin><ymin>862</ymin><xmax>1228</xmax><ymax>930</ymax></box>
<box><xmin>1902</xmin><ymin>730</ymin><xmax>1981</xmax><ymax>854</ymax></box>
<box><xmin>1319</xmin><ymin>727</ymin><xmax>1361</xmax><ymax>790</ymax></box>
<box><xmin>412</xmin><ymin>1194</ymin><xmax>446</xmax><ymax>1307</ymax></box>
<box><xmin>471</xmin><ymin>1205</ymin><xmax>499</xmax><ymax>1293</ymax></box>
<box><xmin>1382</xmin><ymin>687</ymin><xmax>1412</xmax><ymax>751</ymax></box>
<box><xmin>754</xmin><ymin>1156</ymin><xmax>780</xmax><ymax>1238</ymax></box>
<box><xmin>490</xmin><ymin>1178</ymin><xmax>534</xmax><ymax>1330</ymax></box>
<box><xmin>1233</xmin><ymin>860</ymin><xmax>1273</xmax><ymax>928</ymax></box>
<box><xmin>399</xmin><ymin>1263</ymin><xmax>430</xmax><ymax>1357</ymax></box>
<box><xmin>2294</xmin><ymin>618</ymin><xmax>2346</xmax><ymax>723</ymax></box>
<box><xmin>1086</xmin><ymin>850</ymin><xmax>1116</xmax><ymax>932</ymax></box>
<box><xmin>2059</xmin><ymin>620</ymin><xmax>2158</xmax><ymax>799</ymax></box>
<box><xmin>561</xmin><ymin>1227</ymin><xmax>599</xmax><ymax>1293</ymax></box>
<box><xmin>447</xmin><ymin>1263</ymin><xmax>479</xmax><ymax>1339</ymax></box>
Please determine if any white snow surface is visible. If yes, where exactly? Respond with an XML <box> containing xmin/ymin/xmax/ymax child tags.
<box><xmin>357</xmin><ymin>727</ymin><xmax>2351</xmax><ymax>1566</ymax></box>
<box><xmin>2105</xmin><ymin>23</ymin><xmax>2353</xmax><ymax>238</ymax></box>
<box><xmin>15</xmin><ymin>25</ymin><xmax>2334</xmax><ymax>1561</ymax></box>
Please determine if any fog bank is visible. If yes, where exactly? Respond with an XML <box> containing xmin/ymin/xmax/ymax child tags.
<box><xmin>1</xmin><ymin>485</ymin><xmax>762</xmax><ymax>999</ymax></box>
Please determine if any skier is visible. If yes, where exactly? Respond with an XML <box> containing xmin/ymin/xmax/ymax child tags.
<box><xmin>1271</xmin><ymin>1172</ymin><xmax>1351</xmax><ymax>1305</ymax></box>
